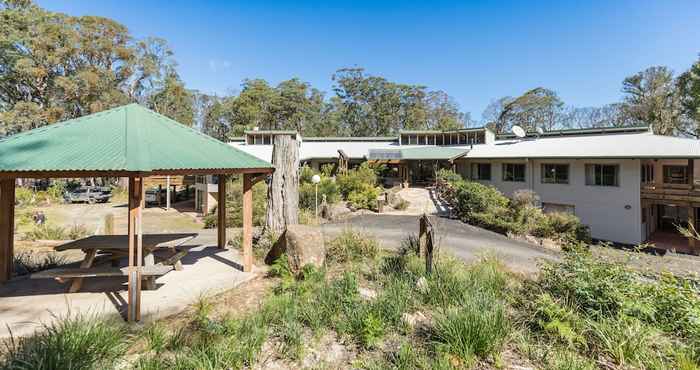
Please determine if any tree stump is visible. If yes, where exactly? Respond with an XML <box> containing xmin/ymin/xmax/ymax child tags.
<box><xmin>266</xmin><ymin>134</ymin><xmax>299</xmax><ymax>235</ymax></box>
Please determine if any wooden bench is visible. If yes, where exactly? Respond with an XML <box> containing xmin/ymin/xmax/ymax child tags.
<box><xmin>32</xmin><ymin>265</ymin><xmax>174</xmax><ymax>291</ymax></box>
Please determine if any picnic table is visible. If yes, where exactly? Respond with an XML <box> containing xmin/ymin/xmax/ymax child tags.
<box><xmin>34</xmin><ymin>233</ymin><xmax>197</xmax><ymax>292</ymax></box>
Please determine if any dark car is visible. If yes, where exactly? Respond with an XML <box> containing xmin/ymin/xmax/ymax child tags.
<box><xmin>64</xmin><ymin>186</ymin><xmax>112</xmax><ymax>204</ymax></box>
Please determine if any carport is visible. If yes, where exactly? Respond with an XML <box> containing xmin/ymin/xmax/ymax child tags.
<box><xmin>0</xmin><ymin>103</ymin><xmax>273</xmax><ymax>321</ymax></box>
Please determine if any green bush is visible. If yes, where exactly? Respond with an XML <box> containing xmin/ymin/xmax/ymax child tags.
<box><xmin>15</xmin><ymin>187</ymin><xmax>35</xmax><ymax>207</ymax></box>
<box><xmin>326</xmin><ymin>229</ymin><xmax>379</xmax><ymax>263</ymax></box>
<box><xmin>14</xmin><ymin>251</ymin><xmax>67</xmax><ymax>276</ymax></box>
<box><xmin>452</xmin><ymin>181</ymin><xmax>510</xmax><ymax>223</ymax></box>
<box><xmin>432</xmin><ymin>293</ymin><xmax>510</xmax><ymax>363</ymax></box>
<box><xmin>0</xmin><ymin>315</ymin><xmax>128</xmax><ymax>370</ymax></box>
<box><xmin>337</xmin><ymin>162</ymin><xmax>377</xmax><ymax>198</ymax></box>
<box><xmin>347</xmin><ymin>184</ymin><xmax>381</xmax><ymax>211</ymax></box>
<box><xmin>203</xmin><ymin>177</ymin><xmax>267</xmax><ymax>228</ymax></box>
<box><xmin>23</xmin><ymin>224</ymin><xmax>68</xmax><ymax>240</ymax></box>
<box><xmin>435</xmin><ymin>168</ymin><xmax>463</xmax><ymax>185</ymax></box>
<box><xmin>298</xmin><ymin>165</ymin><xmax>340</xmax><ymax>211</ymax></box>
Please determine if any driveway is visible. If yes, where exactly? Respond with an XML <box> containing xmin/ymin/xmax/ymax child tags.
<box><xmin>321</xmin><ymin>214</ymin><xmax>556</xmax><ymax>274</ymax></box>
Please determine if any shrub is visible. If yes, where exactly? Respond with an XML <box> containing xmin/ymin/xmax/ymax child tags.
<box><xmin>203</xmin><ymin>177</ymin><xmax>267</xmax><ymax>228</ymax></box>
<box><xmin>327</xmin><ymin>229</ymin><xmax>379</xmax><ymax>263</ymax></box>
<box><xmin>68</xmin><ymin>223</ymin><xmax>90</xmax><ymax>240</ymax></box>
<box><xmin>23</xmin><ymin>224</ymin><xmax>68</xmax><ymax>240</ymax></box>
<box><xmin>337</xmin><ymin>162</ymin><xmax>377</xmax><ymax>198</ymax></box>
<box><xmin>432</xmin><ymin>293</ymin><xmax>510</xmax><ymax>363</ymax></box>
<box><xmin>393</xmin><ymin>196</ymin><xmax>409</xmax><ymax>210</ymax></box>
<box><xmin>587</xmin><ymin>315</ymin><xmax>671</xmax><ymax>369</ymax></box>
<box><xmin>299</xmin><ymin>165</ymin><xmax>340</xmax><ymax>210</ymax></box>
<box><xmin>435</xmin><ymin>168</ymin><xmax>463</xmax><ymax>185</ymax></box>
<box><xmin>511</xmin><ymin>189</ymin><xmax>540</xmax><ymax>208</ymax></box>
<box><xmin>0</xmin><ymin>315</ymin><xmax>128</xmax><ymax>370</ymax></box>
<box><xmin>347</xmin><ymin>184</ymin><xmax>381</xmax><ymax>210</ymax></box>
<box><xmin>15</xmin><ymin>187</ymin><xmax>35</xmax><ymax>207</ymax></box>
<box><xmin>452</xmin><ymin>181</ymin><xmax>513</xmax><ymax>232</ymax></box>
<box><xmin>14</xmin><ymin>251</ymin><xmax>67</xmax><ymax>275</ymax></box>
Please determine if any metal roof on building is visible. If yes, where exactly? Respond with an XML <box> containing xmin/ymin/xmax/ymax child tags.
<box><xmin>0</xmin><ymin>104</ymin><xmax>272</xmax><ymax>175</ymax></box>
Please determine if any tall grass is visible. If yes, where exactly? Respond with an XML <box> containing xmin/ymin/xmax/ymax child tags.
<box><xmin>0</xmin><ymin>315</ymin><xmax>128</xmax><ymax>370</ymax></box>
<box><xmin>432</xmin><ymin>293</ymin><xmax>510</xmax><ymax>364</ymax></box>
<box><xmin>13</xmin><ymin>251</ymin><xmax>67</xmax><ymax>276</ymax></box>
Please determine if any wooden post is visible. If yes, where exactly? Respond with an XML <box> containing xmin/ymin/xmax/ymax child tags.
<box><xmin>127</xmin><ymin>177</ymin><xmax>143</xmax><ymax>322</ymax></box>
<box><xmin>0</xmin><ymin>179</ymin><xmax>15</xmax><ymax>283</ymax></box>
<box><xmin>242</xmin><ymin>173</ymin><xmax>253</xmax><ymax>272</ymax></box>
<box><xmin>165</xmin><ymin>176</ymin><xmax>171</xmax><ymax>210</ymax></box>
<box><xmin>217</xmin><ymin>175</ymin><xmax>227</xmax><ymax>249</ymax></box>
<box><xmin>419</xmin><ymin>214</ymin><xmax>434</xmax><ymax>274</ymax></box>
<box><xmin>689</xmin><ymin>206</ymin><xmax>697</xmax><ymax>252</ymax></box>
<box><xmin>419</xmin><ymin>214</ymin><xmax>427</xmax><ymax>256</ymax></box>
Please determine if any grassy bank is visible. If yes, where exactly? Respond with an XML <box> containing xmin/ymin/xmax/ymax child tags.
<box><xmin>1</xmin><ymin>231</ymin><xmax>698</xmax><ymax>369</ymax></box>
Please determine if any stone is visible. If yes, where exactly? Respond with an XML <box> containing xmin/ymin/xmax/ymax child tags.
<box><xmin>284</xmin><ymin>224</ymin><xmax>325</xmax><ymax>275</ymax></box>
<box><xmin>416</xmin><ymin>276</ymin><xmax>429</xmax><ymax>294</ymax></box>
<box><xmin>401</xmin><ymin>311</ymin><xmax>432</xmax><ymax>331</ymax></box>
<box><xmin>358</xmin><ymin>287</ymin><xmax>377</xmax><ymax>300</ymax></box>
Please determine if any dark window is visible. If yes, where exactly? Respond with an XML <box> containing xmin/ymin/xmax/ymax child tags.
<box><xmin>663</xmin><ymin>165</ymin><xmax>688</xmax><ymax>184</ymax></box>
<box><xmin>502</xmin><ymin>163</ymin><xmax>526</xmax><ymax>182</ymax></box>
<box><xmin>541</xmin><ymin>164</ymin><xmax>569</xmax><ymax>184</ymax></box>
<box><xmin>586</xmin><ymin>164</ymin><xmax>619</xmax><ymax>186</ymax></box>
<box><xmin>641</xmin><ymin>164</ymin><xmax>654</xmax><ymax>183</ymax></box>
<box><xmin>471</xmin><ymin>163</ymin><xmax>491</xmax><ymax>181</ymax></box>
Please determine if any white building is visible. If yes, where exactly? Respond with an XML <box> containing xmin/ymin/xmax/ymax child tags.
<box><xmin>197</xmin><ymin>126</ymin><xmax>700</xmax><ymax>254</ymax></box>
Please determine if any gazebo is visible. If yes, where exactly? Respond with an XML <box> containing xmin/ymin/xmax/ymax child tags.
<box><xmin>0</xmin><ymin>104</ymin><xmax>273</xmax><ymax>321</ymax></box>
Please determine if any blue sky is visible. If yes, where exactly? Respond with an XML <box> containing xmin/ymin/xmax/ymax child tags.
<box><xmin>37</xmin><ymin>0</ymin><xmax>700</xmax><ymax>121</ymax></box>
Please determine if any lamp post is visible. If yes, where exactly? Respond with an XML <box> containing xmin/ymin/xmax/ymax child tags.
<box><xmin>311</xmin><ymin>174</ymin><xmax>321</xmax><ymax>220</ymax></box>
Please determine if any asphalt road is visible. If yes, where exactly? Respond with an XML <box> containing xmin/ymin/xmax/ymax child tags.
<box><xmin>321</xmin><ymin>214</ymin><xmax>557</xmax><ymax>274</ymax></box>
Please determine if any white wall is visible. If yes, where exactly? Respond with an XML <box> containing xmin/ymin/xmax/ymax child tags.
<box><xmin>456</xmin><ymin>158</ymin><xmax>642</xmax><ymax>244</ymax></box>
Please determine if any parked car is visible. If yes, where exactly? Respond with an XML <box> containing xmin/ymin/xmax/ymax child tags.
<box><xmin>64</xmin><ymin>186</ymin><xmax>112</xmax><ymax>204</ymax></box>
<box><xmin>145</xmin><ymin>188</ymin><xmax>159</xmax><ymax>204</ymax></box>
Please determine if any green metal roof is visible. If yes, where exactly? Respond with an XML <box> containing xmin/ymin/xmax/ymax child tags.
<box><xmin>369</xmin><ymin>147</ymin><xmax>468</xmax><ymax>161</ymax></box>
<box><xmin>0</xmin><ymin>104</ymin><xmax>272</xmax><ymax>175</ymax></box>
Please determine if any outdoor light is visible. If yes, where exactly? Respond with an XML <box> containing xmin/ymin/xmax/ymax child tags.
<box><xmin>312</xmin><ymin>175</ymin><xmax>321</xmax><ymax>219</ymax></box>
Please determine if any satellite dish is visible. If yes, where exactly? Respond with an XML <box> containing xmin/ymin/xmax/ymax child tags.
<box><xmin>536</xmin><ymin>127</ymin><xmax>545</xmax><ymax>135</ymax></box>
<box><xmin>512</xmin><ymin>125</ymin><xmax>526</xmax><ymax>138</ymax></box>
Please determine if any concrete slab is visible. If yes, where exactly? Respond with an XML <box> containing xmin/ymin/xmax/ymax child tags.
<box><xmin>0</xmin><ymin>230</ymin><xmax>256</xmax><ymax>338</ymax></box>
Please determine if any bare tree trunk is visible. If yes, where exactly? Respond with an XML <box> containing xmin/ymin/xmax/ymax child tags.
<box><xmin>266</xmin><ymin>135</ymin><xmax>299</xmax><ymax>235</ymax></box>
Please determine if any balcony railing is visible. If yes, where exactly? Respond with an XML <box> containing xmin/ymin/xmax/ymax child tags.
<box><xmin>641</xmin><ymin>183</ymin><xmax>700</xmax><ymax>204</ymax></box>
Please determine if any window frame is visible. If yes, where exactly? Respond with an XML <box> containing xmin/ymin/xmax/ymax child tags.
<box><xmin>663</xmin><ymin>165</ymin><xmax>689</xmax><ymax>185</ymax></box>
<box><xmin>470</xmin><ymin>163</ymin><xmax>492</xmax><ymax>181</ymax></box>
<box><xmin>541</xmin><ymin>164</ymin><xmax>569</xmax><ymax>184</ymax></box>
<box><xmin>585</xmin><ymin>164</ymin><xmax>620</xmax><ymax>187</ymax></box>
<box><xmin>502</xmin><ymin>163</ymin><xmax>526</xmax><ymax>182</ymax></box>
<box><xmin>641</xmin><ymin>163</ymin><xmax>654</xmax><ymax>184</ymax></box>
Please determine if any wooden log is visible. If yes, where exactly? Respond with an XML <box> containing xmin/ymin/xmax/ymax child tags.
<box><xmin>0</xmin><ymin>179</ymin><xmax>15</xmax><ymax>283</ymax></box>
<box><xmin>217</xmin><ymin>176</ymin><xmax>227</xmax><ymax>249</ymax></box>
<box><xmin>266</xmin><ymin>135</ymin><xmax>299</xmax><ymax>235</ymax></box>
<box><xmin>243</xmin><ymin>173</ymin><xmax>253</xmax><ymax>272</ymax></box>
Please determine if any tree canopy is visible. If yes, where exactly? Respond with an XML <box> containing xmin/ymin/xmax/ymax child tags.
<box><xmin>1</xmin><ymin>1</ymin><xmax>699</xmax><ymax>139</ymax></box>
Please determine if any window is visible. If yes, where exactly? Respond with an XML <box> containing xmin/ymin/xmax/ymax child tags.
<box><xmin>663</xmin><ymin>165</ymin><xmax>688</xmax><ymax>184</ymax></box>
<box><xmin>641</xmin><ymin>164</ymin><xmax>654</xmax><ymax>183</ymax></box>
<box><xmin>585</xmin><ymin>164</ymin><xmax>619</xmax><ymax>187</ymax></box>
<box><xmin>541</xmin><ymin>164</ymin><xmax>569</xmax><ymax>184</ymax></box>
<box><xmin>502</xmin><ymin>163</ymin><xmax>526</xmax><ymax>182</ymax></box>
<box><xmin>471</xmin><ymin>163</ymin><xmax>491</xmax><ymax>181</ymax></box>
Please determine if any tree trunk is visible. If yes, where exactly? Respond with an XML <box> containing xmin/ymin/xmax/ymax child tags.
<box><xmin>266</xmin><ymin>135</ymin><xmax>299</xmax><ymax>235</ymax></box>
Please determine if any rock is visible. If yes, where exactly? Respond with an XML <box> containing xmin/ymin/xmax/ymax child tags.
<box><xmin>329</xmin><ymin>202</ymin><xmax>352</xmax><ymax>220</ymax></box>
<box><xmin>358</xmin><ymin>287</ymin><xmax>377</xmax><ymax>300</ymax></box>
<box><xmin>416</xmin><ymin>276</ymin><xmax>429</xmax><ymax>294</ymax></box>
<box><xmin>541</xmin><ymin>238</ymin><xmax>561</xmax><ymax>250</ymax></box>
<box><xmin>284</xmin><ymin>224</ymin><xmax>325</xmax><ymax>275</ymax></box>
<box><xmin>401</xmin><ymin>311</ymin><xmax>432</xmax><ymax>331</ymax></box>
